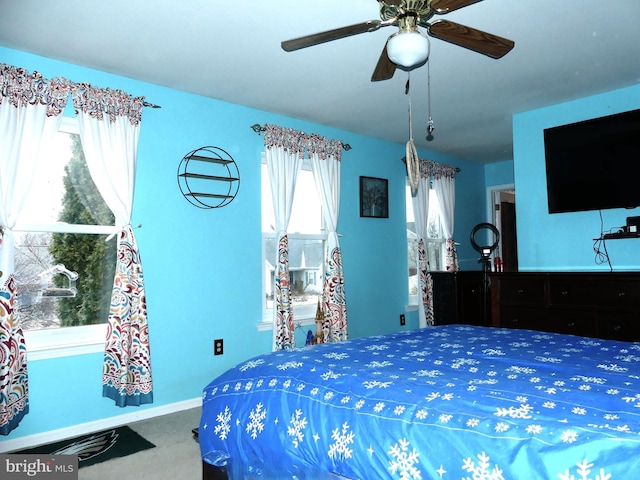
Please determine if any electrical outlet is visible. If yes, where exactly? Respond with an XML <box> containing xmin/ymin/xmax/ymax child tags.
<box><xmin>400</xmin><ymin>314</ymin><xmax>406</xmax><ymax>326</ymax></box>
<box><xmin>214</xmin><ymin>339</ymin><xmax>224</xmax><ymax>355</ymax></box>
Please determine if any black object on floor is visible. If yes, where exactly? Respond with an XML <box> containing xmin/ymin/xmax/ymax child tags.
<box><xmin>203</xmin><ymin>460</ymin><xmax>229</xmax><ymax>480</ymax></box>
<box><xmin>14</xmin><ymin>425</ymin><xmax>155</xmax><ymax>468</ymax></box>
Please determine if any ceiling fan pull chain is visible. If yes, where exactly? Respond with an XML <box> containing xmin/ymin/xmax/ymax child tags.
<box><xmin>426</xmin><ymin>57</ymin><xmax>435</xmax><ymax>141</ymax></box>
<box><xmin>406</xmin><ymin>71</ymin><xmax>420</xmax><ymax>191</ymax></box>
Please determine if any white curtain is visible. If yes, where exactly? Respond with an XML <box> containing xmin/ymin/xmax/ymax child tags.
<box><xmin>0</xmin><ymin>64</ymin><xmax>70</xmax><ymax>434</ymax></box>
<box><xmin>73</xmin><ymin>89</ymin><xmax>138</xmax><ymax>224</ymax></box>
<box><xmin>310</xmin><ymin>139</ymin><xmax>348</xmax><ymax>342</ymax></box>
<box><xmin>434</xmin><ymin>172</ymin><xmax>459</xmax><ymax>272</ymax></box>
<box><xmin>411</xmin><ymin>169</ymin><xmax>433</xmax><ymax>328</ymax></box>
<box><xmin>264</xmin><ymin>125</ymin><xmax>304</xmax><ymax>351</ymax></box>
<box><xmin>71</xmin><ymin>84</ymin><xmax>153</xmax><ymax>407</ymax></box>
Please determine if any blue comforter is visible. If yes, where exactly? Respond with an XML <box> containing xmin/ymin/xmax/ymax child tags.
<box><xmin>200</xmin><ymin>325</ymin><xmax>640</xmax><ymax>479</ymax></box>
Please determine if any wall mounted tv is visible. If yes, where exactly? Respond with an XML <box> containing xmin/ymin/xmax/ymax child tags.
<box><xmin>544</xmin><ymin>108</ymin><xmax>640</xmax><ymax>214</ymax></box>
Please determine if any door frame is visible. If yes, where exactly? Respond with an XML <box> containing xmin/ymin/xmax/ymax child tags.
<box><xmin>485</xmin><ymin>183</ymin><xmax>515</xmax><ymax>265</ymax></box>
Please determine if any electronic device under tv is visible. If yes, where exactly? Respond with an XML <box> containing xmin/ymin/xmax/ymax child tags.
<box><xmin>544</xmin><ymin>108</ymin><xmax>640</xmax><ymax>214</ymax></box>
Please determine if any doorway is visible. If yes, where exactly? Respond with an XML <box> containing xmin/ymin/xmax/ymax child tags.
<box><xmin>486</xmin><ymin>184</ymin><xmax>517</xmax><ymax>272</ymax></box>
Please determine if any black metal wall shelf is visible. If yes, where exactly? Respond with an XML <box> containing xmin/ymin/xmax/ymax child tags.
<box><xmin>594</xmin><ymin>232</ymin><xmax>640</xmax><ymax>241</ymax></box>
<box><xmin>177</xmin><ymin>146</ymin><xmax>240</xmax><ymax>209</ymax></box>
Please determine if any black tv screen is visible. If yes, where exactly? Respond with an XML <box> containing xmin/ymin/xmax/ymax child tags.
<box><xmin>544</xmin><ymin>108</ymin><xmax>640</xmax><ymax>214</ymax></box>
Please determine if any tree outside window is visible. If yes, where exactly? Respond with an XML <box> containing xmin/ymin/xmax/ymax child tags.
<box><xmin>15</xmin><ymin>124</ymin><xmax>116</xmax><ymax>331</ymax></box>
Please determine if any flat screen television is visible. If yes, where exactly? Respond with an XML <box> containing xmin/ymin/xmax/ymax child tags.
<box><xmin>544</xmin><ymin>108</ymin><xmax>640</xmax><ymax>214</ymax></box>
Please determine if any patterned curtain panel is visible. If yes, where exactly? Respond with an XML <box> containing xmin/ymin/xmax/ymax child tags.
<box><xmin>419</xmin><ymin>241</ymin><xmax>435</xmax><ymax>327</ymax></box>
<box><xmin>71</xmin><ymin>84</ymin><xmax>152</xmax><ymax>406</ymax></box>
<box><xmin>444</xmin><ymin>237</ymin><xmax>459</xmax><ymax>272</ymax></box>
<box><xmin>273</xmin><ymin>233</ymin><xmax>295</xmax><ymax>350</ymax></box>
<box><xmin>321</xmin><ymin>243</ymin><xmax>347</xmax><ymax>341</ymax></box>
<box><xmin>309</xmin><ymin>139</ymin><xmax>348</xmax><ymax>342</ymax></box>
<box><xmin>0</xmin><ymin>64</ymin><xmax>70</xmax><ymax>435</ymax></box>
<box><xmin>0</xmin><ymin>276</ymin><xmax>25</xmax><ymax>436</ymax></box>
<box><xmin>102</xmin><ymin>226</ymin><xmax>152</xmax><ymax>405</ymax></box>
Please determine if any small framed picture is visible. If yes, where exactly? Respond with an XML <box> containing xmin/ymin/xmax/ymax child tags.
<box><xmin>359</xmin><ymin>176</ymin><xmax>388</xmax><ymax>218</ymax></box>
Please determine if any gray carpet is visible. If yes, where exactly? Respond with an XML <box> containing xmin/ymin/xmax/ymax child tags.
<box><xmin>80</xmin><ymin>407</ymin><xmax>202</xmax><ymax>480</ymax></box>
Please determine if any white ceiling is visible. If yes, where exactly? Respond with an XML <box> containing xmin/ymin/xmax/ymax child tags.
<box><xmin>1</xmin><ymin>0</ymin><xmax>639</xmax><ymax>163</ymax></box>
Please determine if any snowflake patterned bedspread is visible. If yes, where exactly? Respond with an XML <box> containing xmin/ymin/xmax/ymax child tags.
<box><xmin>199</xmin><ymin>325</ymin><xmax>640</xmax><ymax>479</ymax></box>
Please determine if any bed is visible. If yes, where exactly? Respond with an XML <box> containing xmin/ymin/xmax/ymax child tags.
<box><xmin>199</xmin><ymin>325</ymin><xmax>640</xmax><ymax>479</ymax></box>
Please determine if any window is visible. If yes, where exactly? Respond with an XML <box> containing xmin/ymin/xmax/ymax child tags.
<box><xmin>260</xmin><ymin>158</ymin><xmax>325</xmax><ymax>328</ymax></box>
<box><xmin>407</xmin><ymin>184</ymin><xmax>445</xmax><ymax>305</ymax></box>
<box><xmin>13</xmin><ymin>116</ymin><xmax>119</xmax><ymax>359</ymax></box>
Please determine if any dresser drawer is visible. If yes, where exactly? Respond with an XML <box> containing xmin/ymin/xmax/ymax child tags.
<box><xmin>597</xmin><ymin>312</ymin><xmax>640</xmax><ymax>342</ymax></box>
<box><xmin>544</xmin><ymin>310</ymin><xmax>596</xmax><ymax>337</ymax></box>
<box><xmin>549</xmin><ymin>278</ymin><xmax>640</xmax><ymax>308</ymax></box>
<box><xmin>499</xmin><ymin>306</ymin><xmax>595</xmax><ymax>336</ymax></box>
<box><xmin>498</xmin><ymin>278</ymin><xmax>545</xmax><ymax>305</ymax></box>
<box><xmin>548</xmin><ymin>279</ymin><xmax>597</xmax><ymax>307</ymax></box>
<box><xmin>499</xmin><ymin>306</ymin><xmax>543</xmax><ymax>330</ymax></box>
<box><xmin>597</xmin><ymin>281</ymin><xmax>640</xmax><ymax>308</ymax></box>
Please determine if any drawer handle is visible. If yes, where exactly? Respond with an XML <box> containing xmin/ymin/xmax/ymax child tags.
<box><xmin>561</xmin><ymin>290</ymin><xmax>569</xmax><ymax>296</ymax></box>
<box><xmin>618</xmin><ymin>291</ymin><xmax>626</xmax><ymax>297</ymax></box>
<box><xmin>567</xmin><ymin>322</ymin><xmax>575</xmax><ymax>328</ymax></box>
<box><xmin>511</xmin><ymin>318</ymin><xmax>519</xmax><ymax>324</ymax></box>
<box><xmin>517</xmin><ymin>289</ymin><xmax>524</xmax><ymax>295</ymax></box>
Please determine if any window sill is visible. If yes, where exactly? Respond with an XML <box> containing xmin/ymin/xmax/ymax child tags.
<box><xmin>24</xmin><ymin>324</ymin><xmax>107</xmax><ymax>361</ymax></box>
<box><xmin>256</xmin><ymin>316</ymin><xmax>316</xmax><ymax>332</ymax></box>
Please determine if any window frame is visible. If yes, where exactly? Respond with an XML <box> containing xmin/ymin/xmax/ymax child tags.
<box><xmin>259</xmin><ymin>156</ymin><xmax>327</xmax><ymax>331</ymax></box>
<box><xmin>15</xmin><ymin>116</ymin><xmax>119</xmax><ymax>360</ymax></box>
<box><xmin>406</xmin><ymin>182</ymin><xmax>446</xmax><ymax>307</ymax></box>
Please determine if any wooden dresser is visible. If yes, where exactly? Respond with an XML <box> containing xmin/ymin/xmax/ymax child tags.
<box><xmin>430</xmin><ymin>271</ymin><xmax>489</xmax><ymax>327</ymax></box>
<box><xmin>490</xmin><ymin>272</ymin><xmax>640</xmax><ymax>342</ymax></box>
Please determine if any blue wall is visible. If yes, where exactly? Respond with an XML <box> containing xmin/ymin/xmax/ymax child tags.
<box><xmin>485</xmin><ymin>160</ymin><xmax>514</xmax><ymax>187</ymax></box>
<box><xmin>1</xmin><ymin>47</ymin><xmax>485</xmax><ymax>441</ymax></box>
<box><xmin>513</xmin><ymin>84</ymin><xmax>640</xmax><ymax>271</ymax></box>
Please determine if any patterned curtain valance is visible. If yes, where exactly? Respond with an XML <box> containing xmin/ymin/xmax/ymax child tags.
<box><xmin>0</xmin><ymin>63</ymin><xmax>144</xmax><ymax>125</ymax></box>
<box><xmin>263</xmin><ymin>124</ymin><xmax>344</xmax><ymax>161</ymax></box>
<box><xmin>71</xmin><ymin>83</ymin><xmax>144</xmax><ymax>126</ymax></box>
<box><xmin>307</xmin><ymin>134</ymin><xmax>343</xmax><ymax>162</ymax></box>
<box><xmin>419</xmin><ymin>159</ymin><xmax>458</xmax><ymax>179</ymax></box>
<box><xmin>0</xmin><ymin>63</ymin><xmax>71</xmax><ymax>116</ymax></box>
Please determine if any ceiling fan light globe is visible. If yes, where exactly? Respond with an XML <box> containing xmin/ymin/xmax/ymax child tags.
<box><xmin>387</xmin><ymin>30</ymin><xmax>430</xmax><ymax>69</ymax></box>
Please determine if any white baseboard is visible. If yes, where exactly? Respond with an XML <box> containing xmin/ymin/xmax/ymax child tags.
<box><xmin>0</xmin><ymin>397</ymin><xmax>202</xmax><ymax>453</ymax></box>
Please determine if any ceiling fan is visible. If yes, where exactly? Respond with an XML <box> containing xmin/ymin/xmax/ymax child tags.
<box><xmin>281</xmin><ymin>0</ymin><xmax>515</xmax><ymax>81</ymax></box>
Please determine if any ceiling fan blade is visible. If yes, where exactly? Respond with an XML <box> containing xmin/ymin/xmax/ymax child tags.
<box><xmin>371</xmin><ymin>40</ymin><xmax>397</xmax><ymax>81</ymax></box>
<box><xmin>430</xmin><ymin>0</ymin><xmax>483</xmax><ymax>14</ymax></box>
<box><xmin>427</xmin><ymin>19</ymin><xmax>514</xmax><ymax>59</ymax></box>
<box><xmin>282</xmin><ymin>20</ymin><xmax>383</xmax><ymax>52</ymax></box>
